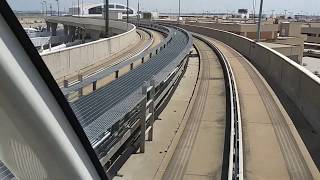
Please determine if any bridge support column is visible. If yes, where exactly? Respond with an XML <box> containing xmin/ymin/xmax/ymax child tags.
<box><xmin>63</xmin><ymin>80</ymin><xmax>69</xmax><ymax>100</ymax></box>
<box><xmin>115</xmin><ymin>70</ymin><xmax>119</xmax><ymax>79</ymax></box>
<box><xmin>81</xmin><ymin>28</ymin><xmax>86</xmax><ymax>43</ymax></box>
<box><xmin>63</xmin><ymin>25</ymin><xmax>69</xmax><ymax>43</ymax></box>
<box><xmin>69</xmin><ymin>26</ymin><xmax>76</xmax><ymax>41</ymax></box>
<box><xmin>46</xmin><ymin>21</ymin><xmax>51</xmax><ymax>32</ymax></box>
<box><xmin>93</xmin><ymin>81</ymin><xmax>97</xmax><ymax>91</ymax></box>
<box><xmin>51</xmin><ymin>23</ymin><xmax>58</xmax><ymax>36</ymax></box>
<box><xmin>130</xmin><ymin>63</ymin><xmax>134</xmax><ymax>70</ymax></box>
<box><xmin>78</xmin><ymin>74</ymin><xmax>83</xmax><ymax>97</ymax></box>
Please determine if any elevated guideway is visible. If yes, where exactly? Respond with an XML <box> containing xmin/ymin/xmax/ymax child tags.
<box><xmin>45</xmin><ymin>16</ymin><xmax>130</xmax><ymax>34</ymax></box>
<box><xmin>113</xmin><ymin>24</ymin><xmax>319</xmax><ymax>180</ymax></box>
<box><xmin>180</xmin><ymin>27</ymin><xmax>320</xmax><ymax>179</ymax></box>
<box><xmin>1</xmin><ymin>8</ymin><xmax>319</xmax><ymax>178</ymax></box>
<box><xmin>60</xmin><ymin>23</ymin><xmax>193</xmax><ymax>177</ymax></box>
<box><xmin>208</xmin><ymin>36</ymin><xmax>318</xmax><ymax>179</ymax></box>
<box><xmin>56</xmin><ymin>27</ymin><xmax>156</xmax><ymax>88</ymax></box>
<box><xmin>167</xmin><ymin>22</ymin><xmax>320</xmax><ymax>169</ymax></box>
<box><xmin>115</xmin><ymin>32</ymin><xmax>243</xmax><ymax>180</ymax></box>
<box><xmin>161</xmin><ymin>36</ymin><xmax>228</xmax><ymax>180</ymax></box>
<box><xmin>41</xmin><ymin>17</ymin><xmax>138</xmax><ymax>80</ymax></box>
<box><xmin>72</xmin><ymin>27</ymin><xmax>189</xmax><ymax>144</ymax></box>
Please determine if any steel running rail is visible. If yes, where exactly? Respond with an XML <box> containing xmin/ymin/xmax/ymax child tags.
<box><xmin>194</xmin><ymin>34</ymin><xmax>243</xmax><ymax>180</ymax></box>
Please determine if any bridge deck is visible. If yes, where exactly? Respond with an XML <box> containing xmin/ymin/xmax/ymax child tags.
<box><xmin>70</xmin><ymin>28</ymin><xmax>189</xmax><ymax>144</ymax></box>
<box><xmin>208</xmin><ymin>37</ymin><xmax>317</xmax><ymax>179</ymax></box>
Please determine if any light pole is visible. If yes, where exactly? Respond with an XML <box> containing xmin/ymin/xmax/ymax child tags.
<box><xmin>78</xmin><ymin>0</ymin><xmax>80</xmax><ymax>16</ymax></box>
<box><xmin>252</xmin><ymin>0</ymin><xmax>256</xmax><ymax>22</ymax></box>
<box><xmin>126</xmin><ymin>0</ymin><xmax>129</xmax><ymax>24</ymax></box>
<box><xmin>50</xmin><ymin>4</ymin><xmax>53</xmax><ymax>16</ymax></box>
<box><xmin>105</xmin><ymin>0</ymin><xmax>109</xmax><ymax>37</ymax></box>
<box><xmin>71</xmin><ymin>1</ymin><xmax>74</xmax><ymax>15</ymax></box>
<box><xmin>43</xmin><ymin>0</ymin><xmax>47</xmax><ymax>17</ymax></box>
<box><xmin>41</xmin><ymin>2</ymin><xmax>44</xmax><ymax>16</ymax></box>
<box><xmin>284</xmin><ymin>9</ymin><xmax>288</xmax><ymax>19</ymax></box>
<box><xmin>56</xmin><ymin>0</ymin><xmax>59</xmax><ymax>16</ymax></box>
<box><xmin>178</xmin><ymin>0</ymin><xmax>181</xmax><ymax>23</ymax></box>
<box><xmin>82</xmin><ymin>0</ymin><xmax>84</xmax><ymax>16</ymax></box>
<box><xmin>256</xmin><ymin>0</ymin><xmax>263</xmax><ymax>42</ymax></box>
<box><xmin>137</xmin><ymin>0</ymin><xmax>140</xmax><ymax>25</ymax></box>
<box><xmin>271</xmin><ymin>10</ymin><xmax>275</xmax><ymax>18</ymax></box>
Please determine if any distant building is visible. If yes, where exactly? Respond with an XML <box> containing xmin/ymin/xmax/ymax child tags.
<box><xmin>141</xmin><ymin>12</ymin><xmax>159</xmax><ymax>20</ymax></box>
<box><xmin>238</xmin><ymin>9</ymin><xmax>249</xmax><ymax>19</ymax></box>
<box><xmin>185</xmin><ymin>20</ymin><xmax>304</xmax><ymax>63</ymax></box>
<box><xmin>69</xmin><ymin>3</ymin><xmax>135</xmax><ymax>19</ymax></box>
<box><xmin>185</xmin><ymin>21</ymin><xmax>278</xmax><ymax>40</ymax></box>
<box><xmin>302</xmin><ymin>23</ymin><xmax>320</xmax><ymax>44</ymax></box>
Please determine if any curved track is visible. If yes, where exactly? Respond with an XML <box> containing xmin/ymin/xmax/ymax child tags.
<box><xmin>162</xmin><ymin>32</ymin><xmax>316</xmax><ymax>180</ymax></box>
<box><xmin>206</xmin><ymin>36</ymin><xmax>314</xmax><ymax>179</ymax></box>
<box><xmin>162</xmin><ymin>37</ymin><xmax>227</xmax><ymax>180</ymax></box>
<box><xmin>57</xmin><ymin>28</ymin><xmax>160</xmax><ymax>85</ymax></box>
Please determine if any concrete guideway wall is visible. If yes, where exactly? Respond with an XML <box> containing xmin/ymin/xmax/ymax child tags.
<box><xmin>41</xmin><ymin>22</ymin><xmax>137</xmax><ymax>80</ymax></box>
<box><xmin>179</xmin><ymin>24</ymin><xmax>320</xmax><ymax>133</ymax></box>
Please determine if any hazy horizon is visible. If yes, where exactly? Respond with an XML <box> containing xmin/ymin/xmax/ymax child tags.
<box><xmin>7</xmin><ymin>0</ymin><xmax>320</xmax><ymax>15</ymax></box>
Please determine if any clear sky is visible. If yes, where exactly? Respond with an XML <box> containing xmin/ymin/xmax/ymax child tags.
<box><xmin>7</xmin><ymin>0</ymin><xmax>320</xmax><ymax>15</ymax></box>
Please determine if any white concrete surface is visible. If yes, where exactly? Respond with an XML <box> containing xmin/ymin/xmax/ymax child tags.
<box><xmin>41</xmin><ymin>23</ymin><xmax>138</xmax><ymax>80</ymax></box>
<box><xmin>303</xmin><ymin>57</ymin><xmax>320</xmax><ymax>74</ymax></box>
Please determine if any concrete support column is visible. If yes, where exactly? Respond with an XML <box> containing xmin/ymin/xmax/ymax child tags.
<box><xmin>46</xmin><ymin>22</ymin><xmax>51</xmax><ymax>32</ymax></box>
<box><xmin>130</xmin><ymin>63</ymin><xmax>134</xmax><ymax>70</ymax></box>
<box><xmin>272</xmin><ymin>31</ymin><xmax>275</xmax><ymax>39</ymax></box>
<box><xmin>51</xmin><ymin>23</ymin><xmax>58</xmax><ymax>36</ymax></box>
<box><xmin>92</xmin><ymin>81</ymin><xmax>97</xmax><ymax>91</ymax></box>
<box><xmin>63</xmin><ymin>25</ymin><xmax>69</xmax><ymax>43</ymax></box>
<box><xmin>115</xmin><ymin>70</ymin><xmax>119</xmax><ymax>79</ymax></box>
<box><xmin>244</xmin><ymin>32</ymin><xmax>248</xmax><ymax>38</ymax></box>
<box><xmin>78</xmin><ymin>74</ymin><xmax>83</xmax><ymax>97</ymax></box>
<box><xmin>69</xmin><ymin>26</ymin><xmax>76</xmax><ymax>41</ymax></box>
<box><xmin>63</xmin><ymin>80</ymin><xmax>69</xmax><ymax>100</ymax></box>
<box><xmin>81</xmin><ymin>28</ymin><xmax>86</xmax><ymax>43</ymax></box>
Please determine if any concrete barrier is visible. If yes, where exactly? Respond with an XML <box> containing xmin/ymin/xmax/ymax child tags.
<box><xmin>41</xmin><ymin>22</ymin><xmax>137</xmax><ymax>80</ymax></box>
<box><xmin>179</xmin><ymin>24</ymin><xmax>320</xmax><ymax>133</ymax></box>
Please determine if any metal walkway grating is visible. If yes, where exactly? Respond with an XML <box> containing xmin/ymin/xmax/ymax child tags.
<box><xmin>0</xmin><ymin>161</ymin><xmax>16</xmax><ymax>180</ymax></box>
<box><xmin>71</xmin><ymin>28</ymin><xmax>190</xmax><ymax>144</ymax></box>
